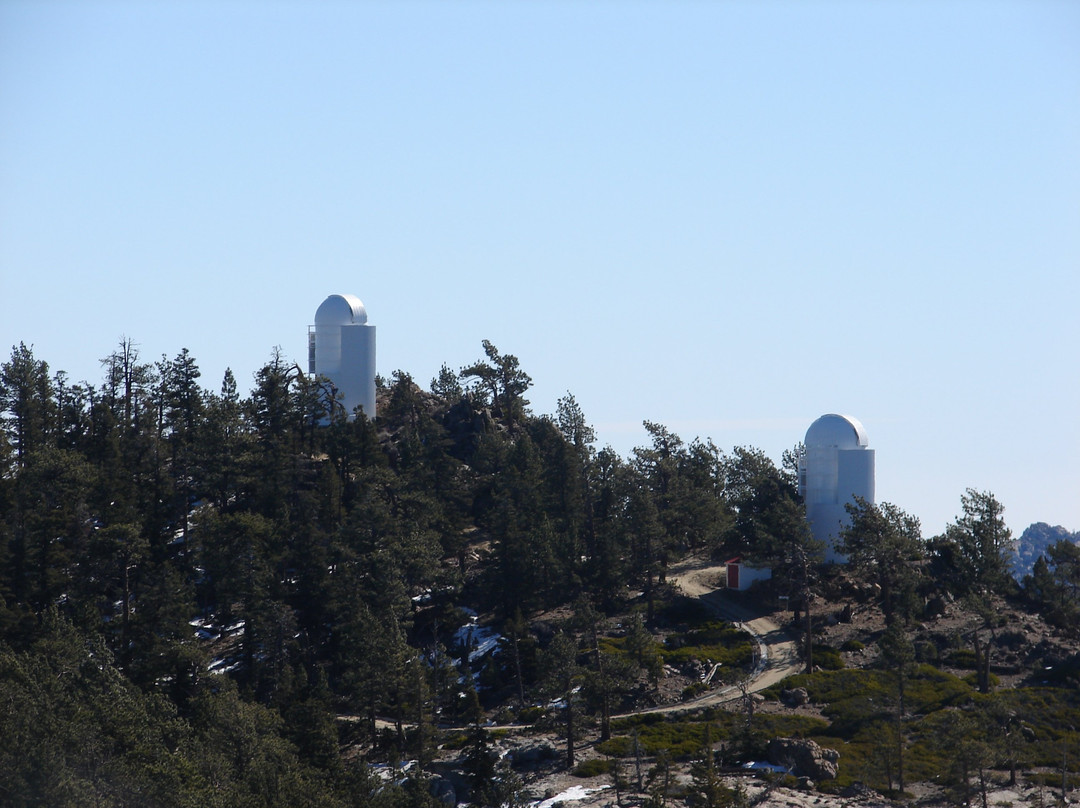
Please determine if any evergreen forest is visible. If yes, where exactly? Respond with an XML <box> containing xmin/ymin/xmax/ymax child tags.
<box><xmin>1</xmin><ymin>339</ymin><xmax>1078</xmax><ymax>808</ymax></box>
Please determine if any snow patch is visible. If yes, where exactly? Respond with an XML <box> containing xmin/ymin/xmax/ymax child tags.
<box><xmin>742</xmin><ymin>760</ymin><xmax>791</xmax><ymax>774</ymax></box>
<box><xmin>534</xmin><ymin>784</ymin><xmax>610</xmax><ymax>808</ymax></box>
<box><xmin>454</xmin><ymin>615</ymin><xmax>502</xmax><ymax>663</ymax></box>
<box><xmin>208</xmin><ymin>657</ymin><xmax>241</xmax><ymax>675</ymax></box>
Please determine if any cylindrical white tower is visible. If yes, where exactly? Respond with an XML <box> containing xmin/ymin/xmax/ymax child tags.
<box><xmin>798</xmin><ymin>414</ymin><xmax>875</xmax><ymax>563</ymax></box>
<box><xmin>310</xmin><ymin>294</ymin><xmax>376</xmax><ymax>419</ymax></box>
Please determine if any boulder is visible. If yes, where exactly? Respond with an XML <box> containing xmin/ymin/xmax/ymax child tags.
<box><xmin>841</xmin><ymin>782</ymin><xmax>873</xmax><ymax>799</ymax></box>
<box><xmin>780</xmin><ymin>687</ymin><xmax>809</xmax><ymax>708</ymax></box>
<box><xmin>429</xmin><ymin>777</ymin><xmax>457</xmax><ymax>806</ymax></box>
<box><xmin>767</xmin><ymin>737</ymin><xmax>839</xmax><ymax>781</ymax></box>
<box><xmin>924</xmin><ymin>596</ymin><xmax>947</xmax><ymax>619</ymax></box>
<box><xmin>510</xmin><ymin>741</ymin><xmax>558</xmax><ymax>769</ymax></box>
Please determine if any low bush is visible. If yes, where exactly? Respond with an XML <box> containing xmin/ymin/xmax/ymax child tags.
<box><xmin>516</xmin><ymin>706</ymin><xmax>548</xmax><ymax>724</ymax></box>
<box><xmin>596</xmin><ymin>736</ymin><xmax>633</xmax><ymax>757</ymax></box>
<box><xmin>962</xmin><ymin>671</ymin><xmax>999</xmax><ymax>689</ymax></box>
<box><xmin>661</xmin><ymin>621</ymin><xmax>754</xmax><ymax>669</ymax></box>
<box><xmin>747</xmin><ymin>664</ymin><xmax>1079</xmax><ymax>789</ymax></box>
<box><xmin>1042</xmin><ymin>652</ymin><xmax>1080</xmax><ymax>686</ymax></box>
<box><xmin>1027</xmin><ymin>772</ymin><xmax>1080</xmax><ymax>790</ymax></box>
<box><xmin>914</xmin><ymin>640</ymin><xmax>938</xmax><ymax>663</ymax></box>
<box><xmin>611</xmin><ymin>712</ymin><xmax>667</xmax><ymax>730</ymax></box>
<box><xmin>657</xmin><ymin>595</ymin><xmax>714</xmax><ymax>625</ymax></box>
<box><xmin>945</xmin><ymin>648</ymin><xmax>977</xmax><ymax>669</ymax></box>
<box><xmin>572</xmin><ymin>758</ymin><xmax>612</xmax><ymax>778</ymax></box>
<box><xmin>904</xmin><ymin>665</ymin><xmax>975</xmax><ymax>713</ymax></box>
<box><xmin>608</xmin><ymin>717</ymin><xmax>715</xmax><ymax>760</ymax></box>
<box><xmin>681</xmin><ymin>682</ymin><xmax>709</xmax><ymax>701</ymax></box>
<box><xmin>439</xmin><ymin>731</ymin><xmax>471</xmax><ymax>750</ymax></box>
<box><xmin>993</xmin><ymin>687</ymin><xmax>1080</xmax><ymax>767</ymax></box>
<box><xmin>812</xmin><ymin>644</ymin><xmax>844</xmax><ymax>670</ymax></box>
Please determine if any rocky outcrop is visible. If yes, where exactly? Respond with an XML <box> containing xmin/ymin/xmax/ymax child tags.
<box><xmin>1012</xmin><ymin>523</ymin><xmax>1080</xmax><ymax>580</ymax></box>
<box><xmin>767</xmin><ymin>737</ymin><xmax>839</xmax><ymax>781</ymax></box>
<box><xmin>780</xmin><ymin>687</ymin><xmax>809</xmax><ymax>708</ymax></box>
<box><xmin>924</xmin><ymin>595</ymin><xmax>948</xmax><ymax>619</ymax></box>
<box><xmin>509</xmin><ymin>741</ymin><xmax>558</xmax><ymax>769</ymax></box>
<box><xmin>429</xmin><ymin>776</ymin><xmax>457</xmax><ymax>806</ymax></box>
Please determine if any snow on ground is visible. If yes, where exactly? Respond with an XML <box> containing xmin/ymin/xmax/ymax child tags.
<box><xmin>225</xmin><ymin>619</ymin><xmax>245</xmax><ymax>636</ymax></box>
<box><xmin>208</xmin><ymin>657</ymin><xmax>241</xmax><ymax>675</ymax></box>
<box><xmin>189</xmin><ymin>617</ymin><xmax>219</xmax><ymax>640</ymax></box>
<box><xmin>533</xmin><ymin>785</ymin><xmax>610</xmax><ymax>808</ymax></box>
<box><xmin>453</xmin><ymin>614</ymin><xmax>502</xmax><ymax>664</ymax></box>
<box><xmin>741</xmin><ymin>761</ymin><xmax>790</xmax><ymax>774</ymax></box>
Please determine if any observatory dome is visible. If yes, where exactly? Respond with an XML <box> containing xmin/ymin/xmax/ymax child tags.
<box><xmin>315</xmin><ymin>294</ymin><xmax>368</xmax><ymax>326</ymax></box>
<box><xmin>805</xmin><ymin>414</ymin><xmax>869</xmax><ymax>449</ymax></box>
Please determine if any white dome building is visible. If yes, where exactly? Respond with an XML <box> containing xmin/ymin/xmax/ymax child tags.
<box><xmin>308</xmin><ymin>294</ymin><xmax>376</xmax><ymax>419</ymax></box>
<box><xmin>798</xmin><ymin>414</ymin><xmax>875</xmax><ymax>563</ymax></box>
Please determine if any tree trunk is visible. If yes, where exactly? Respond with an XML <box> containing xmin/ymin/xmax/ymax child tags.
<box><xmin>804</xmin><ymin>602</ymin><xmax>814</xmax><ymax>674</ymax></box>
<box><xmin>1063</xmin><ymin>742</ymin><xmax>1069</xmax><ymax>806</ymax></box>
<box><xmin>897</xmin><ymin>670</ymin><xmax>906</xmax><ymax>792</ymax></box>
<box><xmin>512</xmin><ymin>632</ymin><xmax>525</xmax><ymax>707</ymax></box>
<box><xmin>591</xmin><ymin>624</ymin><xmax>611</xmax><ymax>741</ymax></box>
<box><xmin>565</xmin><ymin>701</ymin><xmax>575</xmax><ymax>768</ymax></box>
<box><xmin>972</xmin><ymin>631</ymin><xmax>993</xmax><ymax>694</ymax></box>
<box><xmin>633</xmin><ymin>730</ymin><xmax>644</xmax><ymax>792</ymax></box>
<box><xmin>122</xmin><ymin>558</ymin><xmax>132</xmax><ymax>655</ymax></box>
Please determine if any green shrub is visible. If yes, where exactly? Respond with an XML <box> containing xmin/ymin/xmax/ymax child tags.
<box><xmin>682</xmin><ymin>682</ymin><xmax>708</xmax><ymax>701</ymax></box>
<box><xmin>658</xmin><ymin>596</ymin><xmax>714</xmax><ymax>624</ymax></box>
<box><xmin>812</xmin><ymin>644</ymin><xmax>844</xmax><ymax>670</ymax></box>
<box><xmin>516</xmin><ymin>706</ymin><xmax>548</xmax><ymax>724</ymax></box>
<box><xmin>572</xmin><ymin>758</ymin><xmax>612</xmax><ymax>778</ymax></box>
<box><xmin>752</xmin><ymin>667</ymin><xmax>1080</xmax><ymax>789</ymax></box>
<box><xmin>1027</xmin><ymin>772</ymin><xmax>1080</xmax><ymax>790</ymax></box>
<box><xmin>993</xmin><ymin>687</ymin><xmax>1080</xmax><ymax>767</ymax></box>
<box><xmin>962</xmin><ymin>671</ymin><xmax>999</xmax><ymax>689</ymax></box>
<box><xmin>596</xmin><ymin>737</ymin><xmax>633</xmax><ymax>757</ymax></box>
<box><xmin>598</xmin><ymin>637</ymin><xmax>626</xmax><ymax>654</ymax></box>
<box><xmin>945</xmin><ymin>648</ymin><xmax>977</xmax><ymax>669</ymax></box>
<box><xmin>904</xmin><ymin>665</ymin><xmax>975</xmax><ymax>713</ymax></box>
<box><xmin>607</xmin><ymin>717</ymin><xmax>715</xmax><ymax>760</ymax></box>
<box><xmin>754</xmin><ymin>713</ymin><xmax>830</xmax><ymax>737</ymax></box>
<box><xmin>611</xmin><ymin>712</ymin><xmax>667</xmax><ymax>730</ymax></box>
<box><xmin>440</xmin><ymin>731</ymin><xmax>471</xmax><ymax>750</ymax></box>
<box><xmin>660</xmin><ymin>621</ymin><xmax>754</xmax><ymax>669</ymax></box>
<box><xmin>914</xmin><ymin>640</ymin><xmax>938</xmax><ymax>663</ymax></box>
<box><xmin>841</xmin><ymin>639</ymin><xmax>864</xmax><ymax>652</ymax></box>
<box><xmin>1042</xmin><ymin>652</ymin><xmax>1080</xmax><ymax>686</ymax></box>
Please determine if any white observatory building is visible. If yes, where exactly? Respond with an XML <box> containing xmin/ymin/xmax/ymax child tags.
<box><xmin>308</xmin><ymin>294</ymin><xmax>376</xmax><ymax>419</ymax></box>
<box><xmin>798</xmin><ymin>414</ymin><xmax>875</xmax><ymax>563</ymax></box>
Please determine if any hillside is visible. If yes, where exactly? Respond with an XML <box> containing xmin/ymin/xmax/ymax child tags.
<box><xmin>1</xmin><ymin>340</ymin><xmax>1078</xmax><ymax>807</ymax></box>
<box><xmin>403</xmin><ymin>555</ymin><xmax>1080</xmax><ymax>807</ymax></box>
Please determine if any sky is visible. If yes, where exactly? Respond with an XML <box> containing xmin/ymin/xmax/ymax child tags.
<box><xmin>1</xmin><ymin>1</ymin><xmax>1078</xmax><ymax>539</ymax></box>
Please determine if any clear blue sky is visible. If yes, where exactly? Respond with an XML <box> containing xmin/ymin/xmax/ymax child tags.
<box><xmin>2</xmin><ymin>1</ymin><xmax>1077</xmax><ymax>538</ymax></box>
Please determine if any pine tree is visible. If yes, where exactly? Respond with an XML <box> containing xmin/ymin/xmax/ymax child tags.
<box><xmin>0</xmin><ymin>342</ymin><xmax>55</xmax><ymax>469</ymax></box>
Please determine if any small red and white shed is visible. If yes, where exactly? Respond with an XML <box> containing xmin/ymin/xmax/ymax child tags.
<box><xmin>725</xmin><ymin>557</ymin><xmax>772</xmax><ymax>591</ymax></box>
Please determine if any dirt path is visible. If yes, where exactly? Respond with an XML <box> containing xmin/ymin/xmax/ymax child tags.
<box><xmin>352</xmin><ymin>557</ymin><xmax>801</xmax><ymax>733</ymax></box>
<box><xmin>625</xmin><ymin>555</ymin><xmax>801</xmax><ymax>714</ymax></box>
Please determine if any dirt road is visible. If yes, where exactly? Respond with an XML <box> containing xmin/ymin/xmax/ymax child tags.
<box><xmin>620</xmin><ymin>556</ymin><xmax>801</xmax><ymax>716</ymax></box>
<box><xmin>355</xmin><ymin>557</ymin><xmax>801</xmax><ymax>733</ymax></box>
